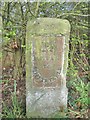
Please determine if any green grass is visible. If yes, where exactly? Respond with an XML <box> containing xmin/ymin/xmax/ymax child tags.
<box><xmin>2</xmin><ymin>76</ymin><xmax>89</xmax><ymax>118</ymax></box>
<box><xmin>2</xmin><ymin>80</ymin><xmax>25</xmax><ymax>119</ymax></box>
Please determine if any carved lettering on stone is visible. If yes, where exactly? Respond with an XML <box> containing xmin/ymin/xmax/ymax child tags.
<box><xmin>32</xmin><ymin>36</ymin><xmax>65</xmax><ymax>88</ymax></box>
<box><xmin>26</xmin><ymin>18</ymin><xmax>70</xmax><ymax>118</ymax></box>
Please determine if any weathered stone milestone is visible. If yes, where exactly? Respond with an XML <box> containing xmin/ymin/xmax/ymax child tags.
<box><xmin>26</xmin><ymin>18</ymin><xmax>70</xmax><ymax>118</ymax></box>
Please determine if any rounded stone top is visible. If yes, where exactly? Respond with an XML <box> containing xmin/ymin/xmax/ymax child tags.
<box><xmin>27</xmin><ymin>17</ymin><xmax>70</xmax><ymax>35</ymax></box>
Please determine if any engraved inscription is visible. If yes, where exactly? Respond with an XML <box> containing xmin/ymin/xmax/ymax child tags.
<box><xmin>32</xmin><ymin>36</ymin><xmax>65</xmax><ymax>87</ymax></box>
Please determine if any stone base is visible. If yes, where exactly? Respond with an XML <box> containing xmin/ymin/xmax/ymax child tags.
<box><xmin>26</xmin><ymin>87</ymin><xmax>68</xmax><ymax>118</ymax></box>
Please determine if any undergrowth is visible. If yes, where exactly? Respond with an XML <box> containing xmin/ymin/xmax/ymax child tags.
<box><xmin>2</xmin><ymin>80</ymin><xmax>25</xmax><ymax>119</ymax></box>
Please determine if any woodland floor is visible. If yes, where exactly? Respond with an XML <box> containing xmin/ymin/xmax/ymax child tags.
<box><xmin>2</xmin><ymin>64</ymin><xmax>89</xmax><ymax>119</ymax></box>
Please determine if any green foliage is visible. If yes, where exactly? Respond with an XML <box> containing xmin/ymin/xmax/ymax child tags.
<box><xmin>0</xmin><ymin>52</ymin><xmax>2</xmax><ymax>59</ymax></box>
<box><xmin>75</xmin><ymin>79</ymin><xmax>88</xmax><ymax>107</ymax></box>
<box><xmin>2</xmin><ymin>80</ymin><xmax>25</xmax><ymax>118</ymax></box>
<box><xmin>3</xmin><ymin>21</ymin><xmax>16</xmax><ymax>46</ymax></box>
<box><xmin>1</xmin><ymin>1</ymin><xmax>89</xmax><ymax>118</ymax></box>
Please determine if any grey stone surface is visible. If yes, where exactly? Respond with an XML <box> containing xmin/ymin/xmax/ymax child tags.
<box><xmin>26</xmin><ymin>18</ymin><xmax>70</xmax><ymax>118</ymax></box>
<box><xmin>26</xmin><ymin>87</ymin><xmax>68</xmax><ymax>118</ymax></box>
